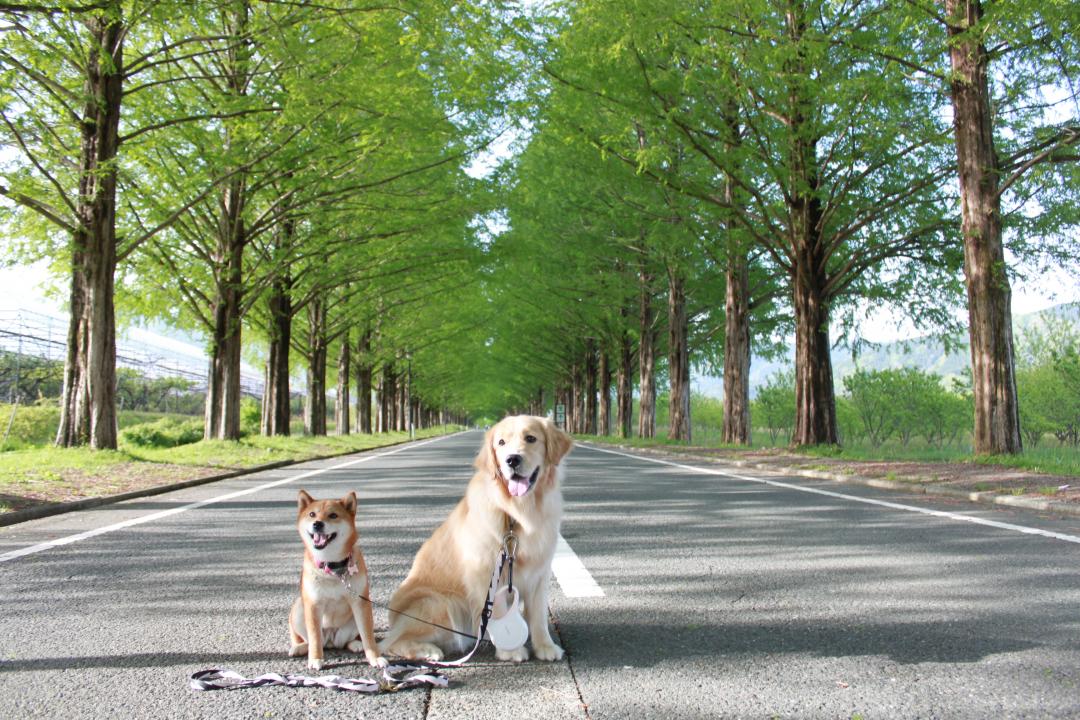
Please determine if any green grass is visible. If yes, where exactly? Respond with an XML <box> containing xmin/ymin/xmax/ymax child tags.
<box><xmin>0</xmin><ymin>403</ymin><xmax>199</xmax><ymax>450</ymax></box>
<box><xmin>126</xmin><ymin>425</ymin><xmax>458</xmax><ymax>468</ymax></box>
<box><xmin>0</xmin><ymin>425</ymin><xmax>463</xmax><ymax>510</ymax></box>
<box><xmin>0</xmin><ymin>446</ymin><xmax>134</xmax><ymax>479</ymax></box>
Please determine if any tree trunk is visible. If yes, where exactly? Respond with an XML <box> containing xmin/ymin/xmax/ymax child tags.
<box><xmin>584</xmin><ymin>340</ymin><xmax>598</xmax><ymax>435</ymax></box>
<box><xmin>571</xmin><ymin>362</ymin><xmax>585</xmax><ymax>434</ymax></box>
<box><xmin>638</xmin><ymin>263</ymin><xmax>657</xmax><ymax>439</ymax></box>
<box><xmin>336</xmin><ymin>331</ymin><xmax>350</xmax><ymax>435</ymax></box>
<box><xmin>56</xmin><ymin>261</ymin><xmax>89</xmax><ymax>447</ymax></box>
<box><xmin>791</xmin><ymin>253</ymin><xmax>838</xmax><ymax>446</ymax></box>
<box><xmin>204</xmin><ymin>180</ymin><xmax>245</xmax><ymax>442</ymax></box>
<box><xmin>787</xmin><ymin>0</ymin><xmax>838</xmax><ymax>447</ymax></box>
<box><xmin>56</xmin><ymin>10</ymin><xmax>123</xmax><ymax>450</ymax></box>
<box><xmin>598</xmin><ymin>349</ymin><xmax>611</xmax><ymax>436</ymax></box>
<box><xmin>946</xmin><ymin>0</ymin><xmax>1022</xmax><ymax>454</ymax></box>
<box><xmin>720</xmin><ymin>98</ymin><xmax>752</xmax><ymax>446</ymax></box>
<box><xmin>356</xmin><ymin>327</ymin><xmax>373</xmax><ymax>433</ymax></box>
<box><xmin>397</xmin><ymin>360</ymin><xmax>407</xmax><ymax>431</ymax></box>
<box><xmin>381</xmin><ymin>363</ymin><xmax>395</xmax><ymax>433</ymax></box>
<box><xmin>262</xmin><ymin>272</ymin><xmax>292</xmax><ymax>436</ymax></box>
<box><xmin>617</xmin><ymin>325</ymin><xmax>633</xmax><ymax>438</ymax></box>
<box><xmin>304</xmin><ymin>299</ymin><xmax>328</xmax><ymax>436</ymax></box>
<box><xmin>666</xmin><ymin>268</ymin><xmax>691</xmax><ymax>442</ymax></box>
<box><xmin>722</xmin><ymin>246</ymin><xmax>752</xmax><ymax>445</ymax></box>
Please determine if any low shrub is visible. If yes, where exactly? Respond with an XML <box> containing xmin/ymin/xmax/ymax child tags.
<box><xmin>120</xmin><ymin>416</ymin><xmax>204</xmax><ymax>448</ymax></box>
<box><xmin>0</xmin><ymin>403</ymin><xmax>60</xmax><ymax>448</ymax></box>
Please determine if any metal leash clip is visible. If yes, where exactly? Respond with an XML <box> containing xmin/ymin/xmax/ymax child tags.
<box><xmin>501</xmin><ymin>532</ymin><xmax>519</xmax><ymax>560</ymax></box>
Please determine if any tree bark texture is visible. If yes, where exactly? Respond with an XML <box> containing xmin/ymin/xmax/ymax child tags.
<box><xmin>204</xmin><ymin>179</ymin><xmax>245</xmax><ymax>441</ymax></box>
<box><xmin>720</xmin><ymin>99</ymin><xmax>752</xmax><ymax>445</ymax></box>
<box><xmin>946</xmin><ymin>0</ymin><xmax>1022</xmax><ymax>454</ymax></box>
<box><xmin>666</xmin><ymin>268</ymin><xmax>691</xmax><ymax>442</ymax></box>
<box><xmin>598</xmin><ymin>349</ymin><xmax>611</xmax><ymax>436</ymax></box>
<box><xmin>356</xmin><ymin>327</ymin><xmax>373</xmax><ymax>434</ymax></box>
<box><xmin>262</xmin><ymin>272</ymin><xmax>292</xmax><ymax>436</ymax></box>
<box><xmin>584</xmin><ymin>340</ymin><xmax>598</xmax><ymax>435</ymax></box>
<box><xmin>637</xmin><ymin>264</ymin><xmax>657</xmax><ymax>439</ymax></box>
<box><xmin>616</xmin><ymin>325</ymin><xmax>634</xmax><ymax>438</ymax></box>
<box><xmin>336</xmin><ymin>331</ymin><xmax>350</xmax><ymax>435</ymax></box>
<box><xmin>786</xmin><ymin>0</ymin><xmax>838</xmax><ymax>446</ymax></box>
<box><xmin>304</xmin><ymin>299</ymin><xmax>328</xmax><ymax>436</ymax></box>
<box><xmin>722</xmin><ymin>246</ymin><xmax>752</xmax><ymax>444</ymax></box>
<box><xmin>56</xmin><ymin>9</ymin><xmax>123</xmax><ymax>450</ymax></box>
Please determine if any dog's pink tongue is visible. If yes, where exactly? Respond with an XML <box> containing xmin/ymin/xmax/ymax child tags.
<box><xmin>313</xmin><ymin>532</ymin><xmax>327</xmax><ymax>545</ymax></box>
<box><xmin>508</xmin><ymin>477</ymin><xmax>530</xmax><ymax>497</ymax></box>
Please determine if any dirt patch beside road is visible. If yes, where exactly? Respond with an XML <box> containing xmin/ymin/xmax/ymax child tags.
<box><xmin>590</xmin><ymin>443</ymin><xmax>1080</xmax><ymax>507</ymax></box>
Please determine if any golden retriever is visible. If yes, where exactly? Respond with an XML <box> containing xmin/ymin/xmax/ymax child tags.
<box><xmin>382</xmin><ymin>415</ymin><xmax>573</xmax><ymax>662</ymax></box>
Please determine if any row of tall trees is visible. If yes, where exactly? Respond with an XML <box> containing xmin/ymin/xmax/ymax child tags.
<box><xmin>3</xmin><ymin>1</ymin><xmax>1078</xmax><ymax>453</ymax></box>
<box><xmin>489</xmin><ymin>0</ymin><xmax>1079</xmax><ymax>454</ymax></box>
<box><xmin>1</xmin><ymin>0</ymin><xmax>522</xmax><ymax>447</ymax></box>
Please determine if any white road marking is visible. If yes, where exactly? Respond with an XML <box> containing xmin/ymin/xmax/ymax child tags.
<box><xmin>581</xmin><ymin>443</ymin><xmax>1080</xmax><ymax>547</ymax></box>
<box><xmin>552</xmin><ymin>534</ymin><xmax>605</xmax><ymax>598</ymax></box>
<box><xmin>0</xmin><ymin>434</ymin><xmax>456</xmax><ymax>563</ymax></box>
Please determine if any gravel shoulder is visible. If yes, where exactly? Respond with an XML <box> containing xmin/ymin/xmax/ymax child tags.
<box><xmin>582</xmin><ymin>441</ymin><xmax>1080</xmax><ymax>517</ymax></box>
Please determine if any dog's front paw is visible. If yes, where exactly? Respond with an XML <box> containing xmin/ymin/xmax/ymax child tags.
<box><xmin>532</xmin><ymin>641</ymin><xmax>564</xmax><ymax>662</ymax></box>
<box><xmin>390</xmin><ymin>641</ymin><xmax>444</xmax><ymax>661</ymax></box>
<box><xmin>496</xmin><ymin>645</ymin><xmax>530</xmax><ymax>663</ymax></box>
<box><xmin>373</xmin><ymin>655</ymin><xmax>389</xmax><ymax>669</ymax></box>
<box><xmin>288</xmin><ymin>642</ymin><xmax>307</xmax><ymax>657</ymax></box>
<box><xmin>307</xmin><ymin>657</ymin><xmax>324</xmax><ymax>671</ymax></box>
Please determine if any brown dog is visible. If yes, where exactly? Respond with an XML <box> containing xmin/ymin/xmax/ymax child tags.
<box><xmin>288</xmin><ymin>490</ymin><xmax>383</xmax><ymax>670</ymax></box>
<box><xmin>381</xmin><ymin>415</ymin><xmax>573</xmax><ymax>662</ymax></box>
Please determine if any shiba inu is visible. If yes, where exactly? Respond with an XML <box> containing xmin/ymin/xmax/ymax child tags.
<box><xmin>382</xmin><ymin>415</ymin><xmax>573</xmax><ymax>663</ymax></box>
<box><xmin>289</xmin><ymin>489</ymin><xmax>383</xmax><ymax>670</ymax></box>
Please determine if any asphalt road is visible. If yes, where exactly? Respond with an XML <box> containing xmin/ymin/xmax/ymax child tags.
<box><xmin>2</xmin><ymin>431</ymin><xmax>1080</xmax><ymax>719</ymax></box>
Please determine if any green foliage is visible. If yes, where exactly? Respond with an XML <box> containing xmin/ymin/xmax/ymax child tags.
<box><xmin>842</xmin><ymin>368</ymin><xmax>970</xmax><ymax>449</ymax></box>
<box><xmin>753</xmin><ymin>370</ymin><xmax>796</xmax><ymax>446</ymax></box>
<box><xmin>240</xmin><ymin>397</ymin><xmax>261</xmax><ymax>437</ymax></box>
<box><xmin>1016</xmin><ymin>316</ymin><xmax>1080</xmax><ymax>447</ymax></box>
<box><xmin>0</xmin><ymin>351</ymin><xmax>63</xmax><ymax>403</ymax></box>
<box><xmin>0</xmin><ymin>403</ymin><xmax>59</xmax><ymax>449</ymax></box>
<box><xmin>120</xmin><ymin>417</ymin><xmax>204</xmax><ymax>448</ymax></box>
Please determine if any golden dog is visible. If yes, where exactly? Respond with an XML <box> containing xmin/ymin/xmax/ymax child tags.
<box><xmin>382</xmin><ymin>415</ymin><xmax>573</xmax><ymax>662</ymax></box>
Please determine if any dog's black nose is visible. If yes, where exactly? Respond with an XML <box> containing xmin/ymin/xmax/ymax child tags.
<box><xmin>506</xmin><ymin>454</ymin><xmax>523</xmax><ymax>470</ymax></box>
<box><xmin>312</xmin><ymin>520</ymin><xmax>325</xmax><ymax>531</ymax></box>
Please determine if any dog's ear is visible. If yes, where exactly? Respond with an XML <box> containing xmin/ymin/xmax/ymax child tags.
<box><xmin>297</xmin><ymin>489</ymin><xmax>314</xmax><ymax>512</ymax></box>
<box><xmin>474</xmin><ymin>425</ymin><xmax>497</xmax><ymax>475</ymax></box>
<box><xmin>341</xmin><ymin>491</ymin><xmax>357</xmax><ymax>516</ymax></box>
<box><xmin>544</xmin><ymin>417</ymin><xmax>573</xmax><ymax>466</ymax></box>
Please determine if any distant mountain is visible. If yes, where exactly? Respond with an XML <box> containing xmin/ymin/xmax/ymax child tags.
<box><xmin>692</xmin><ymin>302</ymin><xmax>1080</xmax><ymax>398</ymax></box>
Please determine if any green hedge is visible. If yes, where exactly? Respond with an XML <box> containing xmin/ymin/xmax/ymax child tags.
<box><xmin>120</xmin><ymin>416</ymin><xmax>205</xmax><ymax>448</ymax></box>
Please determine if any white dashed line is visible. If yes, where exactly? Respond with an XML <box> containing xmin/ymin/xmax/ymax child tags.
<box><xmin>553</xmin><ymin>534</ymin><xmax>605</xmax><ymax>597</ymax></box>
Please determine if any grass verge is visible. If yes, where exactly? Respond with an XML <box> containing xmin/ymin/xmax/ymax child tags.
<box><xmin>0</xmin><ymin>426</ymin><xmax>462</xmax><ymax>515</ymax></box>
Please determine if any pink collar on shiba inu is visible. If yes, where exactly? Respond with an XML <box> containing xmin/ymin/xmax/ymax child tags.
<box><xmin>316</xmin><ymin>555</ymin><xmax>359</xmax><ymax>577</ymax></box>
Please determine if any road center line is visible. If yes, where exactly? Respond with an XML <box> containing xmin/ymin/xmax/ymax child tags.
<box><xmin>553</xmin><ymin>534</ymin><xmax>605</xmax><ymax>598</ymax></box>
<box><xmin>580</xmin><ymin>443</ymin><xmax>1080</xmax><ymax>546</ymax></box>
<box><xmin>0</xmin><ymin>434</ymin><xmax>457</xmax><ymax>564</ymax></box>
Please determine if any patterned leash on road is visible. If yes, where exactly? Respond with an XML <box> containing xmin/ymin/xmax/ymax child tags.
<box><xmin>190</xmin><ymin>535</ymin><xmax>515</xmax><ymax>694</ymax></box>
<box><xmin>190</xmin><ymin>664</ymin><xmax>448</xmax><ymax>694</ymax></box>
